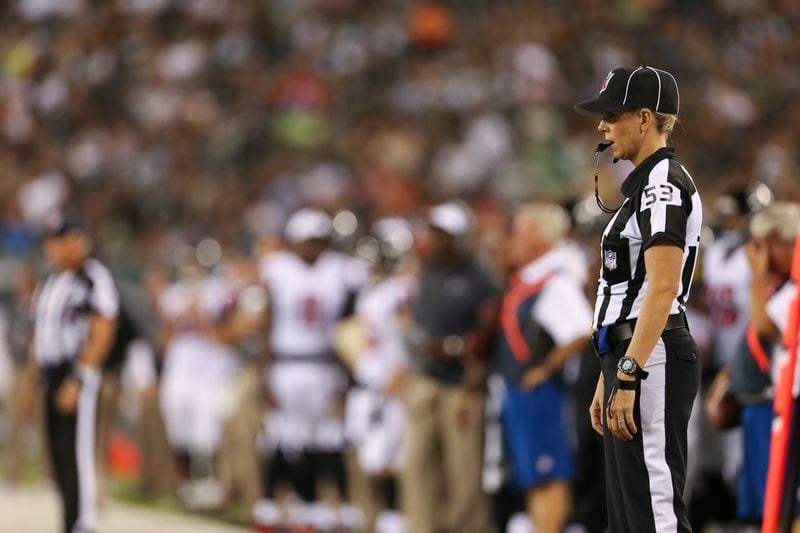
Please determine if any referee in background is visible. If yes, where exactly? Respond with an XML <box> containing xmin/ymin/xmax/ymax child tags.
<box><xmin>19</xmin><ymin>213</ymin><xmax>119</xmax><ymax>533</ymax></box>
<box><xmin>575</xmin><ymin>67</ymin><xmax>702</xmax><ymax>532</ymax></box>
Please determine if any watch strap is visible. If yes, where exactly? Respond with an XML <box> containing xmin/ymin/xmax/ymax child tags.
<box><xmin>615</xmin><ymin>378</ymin><xmax>637</xmax><ymax>390</ymax></box>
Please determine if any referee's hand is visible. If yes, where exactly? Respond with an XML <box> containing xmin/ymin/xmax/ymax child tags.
<box><xmin>589</xmin><ymin>375</ymin><xmax>604</xmax><ymax>436</ymax></box>
<box><xmin>607</xmin><ymin>372</ymin><xmax>637</xmax><ymax>441</ymax></box>
<box><xmin>55</xmin><ymin>378</ymin><xmax>81</xmax><ymax>415</ymax></box>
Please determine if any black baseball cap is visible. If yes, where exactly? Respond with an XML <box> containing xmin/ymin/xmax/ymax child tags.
<box><xmin>574</xmin><ymin>66</ymin><xmax>680</xmax><ymax>116</ymax></box>
<box><xmin>716</xmin><ymin>189</ymin><xmax>751</xmax><ymax>216</ymax></box>
<box><xmin>42</xmin><ymin>210</ymin><xmax>85</xmax><ymax>239</ymax></box>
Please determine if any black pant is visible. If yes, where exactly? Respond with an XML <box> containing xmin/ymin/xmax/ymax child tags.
<box><xmin>265</xmin><ymin>448</ymin><xmax>347</xmax><ymax>502</ymax></box>
<box><xmin>572</xmin><ymin>348</ymin><xmax>608</xmax><ymax>533</ymax></box>
<box><xmin>44</xmin><ymin>364</ymin><xmax>101</xmax><ymax>533</ymax></box>
<box><xmin>600</xmin><ymin>328</ymin><xmax>699</xmax><ymax>533</ymax></box>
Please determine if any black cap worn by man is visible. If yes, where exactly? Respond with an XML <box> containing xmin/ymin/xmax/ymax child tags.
<box><xmin>574</xmin><ymin>66</ymin><xmax>680</xmax><ymax>116</ymax></box>
<box><xmin>42</xmin><ymin>210</ymin><xmax>85</xmax><ymax>239</ymax></box>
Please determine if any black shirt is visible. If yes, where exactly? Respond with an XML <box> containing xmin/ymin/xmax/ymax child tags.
<box><xmin>413</xmin><ymin>258</ymin><xmax>499</xmax><ymax>384</ymax></box>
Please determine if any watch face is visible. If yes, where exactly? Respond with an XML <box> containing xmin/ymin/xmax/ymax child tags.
<box><xmin>620</xmin><ymin>358</ymin><xmax>635</xmax><ymax>373</ymax></box>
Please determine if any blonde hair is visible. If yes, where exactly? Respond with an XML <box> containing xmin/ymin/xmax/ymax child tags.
<box><xmin>750</xmin><ymin>202</ymin><xmax>800</xmax><ymax>242</ymax></box>
<box><xmin>514</xmin><ymin>202</ymin><xmax>570</xmax><ymax>245</ymax></box>
<box><xmin>654</xmin><ymin>112</ymin><xmax>678</xmax><ymax>137</ymax></box>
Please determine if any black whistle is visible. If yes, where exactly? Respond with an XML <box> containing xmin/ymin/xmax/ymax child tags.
<box><xmin>595</xmin><ymin>141</ymin><xmax>614</xmax><ymax>153</ymax></box>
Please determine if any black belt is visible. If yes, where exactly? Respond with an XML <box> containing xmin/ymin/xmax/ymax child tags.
<box><xmin>608</xmin><ymin>313</ymin><xmax>687</xmax><ymax>344</ymax></box>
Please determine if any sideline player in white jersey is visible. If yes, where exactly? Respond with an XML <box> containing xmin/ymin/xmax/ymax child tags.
<box><xmin>344</xmin><ymin>217</ymin><xmax>416</xmax><ymax>532</ymax></box>
<box><xmin>260</xmin><ymin>207</ymin><xmax>368</xmax><ymax>510</ymax></box>
<box><xmin>158</xmin><ymin>261</ymin><xmax>240</xmax><ymax>505</ymax></box>
<box><xmin>158</xmin><ymin>262</ymin><xmax>210</xmax><ymax>477</ymax></box>
<box><xmin>697</xmin><ymin>191</ymin><xmax>753</xmax><ymax>492</ymax></box>
<box><xmin>703</xmin><ymin>190</ymin><xmax>754</xmax><ymax>367</ymax></box>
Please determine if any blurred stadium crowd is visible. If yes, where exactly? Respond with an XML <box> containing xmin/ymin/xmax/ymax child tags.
<box><xmin>1</xmin><ymin>0</ymin><xmax>800</xmax><ymax>532</ymax></box>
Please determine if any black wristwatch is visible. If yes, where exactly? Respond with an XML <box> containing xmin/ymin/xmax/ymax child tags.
<box><xmin>617</xmin><ymin>356</ymin><xmax>648</xmax><ymax>379</ymax></box>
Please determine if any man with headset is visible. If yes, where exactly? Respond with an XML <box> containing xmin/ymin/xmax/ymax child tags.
<box><xmin>402</xmin><ymin>201</ymin><xmax>499</xmax><ymax>533</ymax></box>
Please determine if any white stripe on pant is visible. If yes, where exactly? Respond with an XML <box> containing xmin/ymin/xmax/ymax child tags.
<box><xmin>639</xmin><ymin>340</ymin><xmax>678</xmax><ymax>532</ymax></box>
<box><xmin>75</xmin><ymin>371</ymin><xmax>101</xmax><ymax>533</ymax></box>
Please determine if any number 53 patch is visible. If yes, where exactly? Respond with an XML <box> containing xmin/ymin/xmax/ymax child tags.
<box><xmin>641</xmin><ymin>183</ymin><xmax>682</xmax><ymax>210</ymax></box>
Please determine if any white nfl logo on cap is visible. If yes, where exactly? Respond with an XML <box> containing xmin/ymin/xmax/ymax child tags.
<box><xmin>604</xmin><ymin>249</ymin><xmax>618</xmax><ymax>270</ymax></box>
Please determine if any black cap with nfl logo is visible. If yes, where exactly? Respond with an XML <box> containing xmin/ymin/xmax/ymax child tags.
<box><xmin>574</xmin><ymin>66</ymin><xmax>680</xmax><ymax>116</ymax></box>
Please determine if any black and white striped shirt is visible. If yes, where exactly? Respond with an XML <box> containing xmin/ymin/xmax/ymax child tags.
<box><xmin>32</xmin><ymin>258</ymin><xmax>119</xmax><ymax>367</ymax></box>
<box><xmin>593</xmin><ymin>147</ymin><xmax>702</xmax><ymax>328</ymax></box>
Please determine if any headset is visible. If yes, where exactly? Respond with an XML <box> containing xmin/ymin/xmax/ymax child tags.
<box><xmin>594</xmin><ymin>141</ymin><xmax>621</xmax><ymax>214</ymax></box>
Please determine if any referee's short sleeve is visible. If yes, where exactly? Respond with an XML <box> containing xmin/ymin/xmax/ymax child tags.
<box><xmin>637</xmin><ymin>159</ymin><xmax>692</xmax><ymax>250</ymax></box>
<box><xmin>87</xmin><ymin>261</ymin><xmax>120</xmax><ymax>320</ymax></box>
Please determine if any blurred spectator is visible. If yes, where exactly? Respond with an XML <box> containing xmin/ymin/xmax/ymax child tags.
<box><xmin>695</xmin><ymin>187</ymin><xmax>756</xmax><ymax>521</ymax></box>
<box><xmin>735</xmin><ymin>203</ymin><xmax>800</xmax><ymax>525</ymax></box>
<box><xmin>401</xmin><ymin>202</ymin><xmax>498</xmax><ymax>533</ymax></box>
<box><xmin>494</xmin><ymin>202</ymin><xmax>592</xmax><ymax>533</ymax></box>
<box><xmin>342</xmin><ymin>217</ymin><xmax>416</xmax><ymax>531</ymax></box>
<box><xmin>0</xmin><ymin>0</ymin><xmax>798</xmax><ymax>271</ymax></box>
<box><xmin>1</xmin><ymin>264</ymin><xmax>39</xmax><ymax>482</ymax></box>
